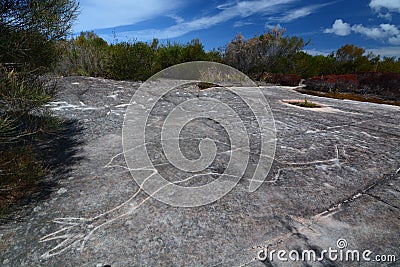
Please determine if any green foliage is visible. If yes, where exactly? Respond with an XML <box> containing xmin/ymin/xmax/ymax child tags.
<box><xmin>377</xmin><ymin>57</ymin><xmax>400</xmax><ymax>73</ymax></box>
<box><xmin>0</xmin><ymin>0</ymin><xmax>79</xmax><ymax>218</ymax></box>
<box><xmin>275</xmin><ymin>44</ymin><xmax>399</xmax><ymax>79</ymax></box>
<box><xmin>55</xmin><ymin>32</ymin><xmax>109</xmax><ymax>76</ymax></box>
<box><xmin>288</xmin><ymin>53</ymin><xmax>339</xmax><ymax>78</ymax></box>
<box><xmin>0</xmin><ymin>0</ymin><xmax>79</xmax><ymax>72</ymax></box>
<box><xmin>299</xmin><ymin>99</ymin><xmax>320</xmax><ymax>108</ymax></box>
<box><xmin>0</xmin><ymin>27</ymin><xmax>58</xmax><ymax>72</ymax></box>
<box><xmin>335</xmin><ymin>44</ymin><xmax>377</xmax><ymax>73</ymax></box>
<box><xmin>155</xmin><ymin>41</ymin><xmax>185</xmax><ymax>70</ymax></box>
<box><xmin>223</xmin><ymin>28</ymin><xmax>306</xmax><ymax>77</ymax></box>
<box><xmin>0</xmin><ymin>112</ymin><xmax>68</xmax><ymax>218</ymax></box>
<box><xmin>54</xmin><ymin>30</ymin><xmax>400</xmax><ymax>82</ymax></box>
<box><xmin>286</xmin><ymin>99</ymin><xmax>321</xmax><ymax>108</ymax></box>
<box><xmin>0</xmin><ymin>68</ymin><xmax>64</xmax><ymax>218</ymax></box>
<box><xmin>105</xmin><ymin>41</ymin><xmax>157</xmax><ymax>81</ymax></box>
<box><xmin>180</xmin><ymin>39</ymin><xmax>208</xmax><ymax>62</ymax></box>
<box><xmin>56</xmin><ymin>36</ymin><xmax>221</xmax><ymax>81</ymax></box>
<box><xmin>0</xmin><ymin>68</ymin><xmax>55</xmax><ymax>114</ymax></box>
<box><xmin>0</xmin><ymin>145</ymin><xmax>45</xmax><ymax>216</ymax></box>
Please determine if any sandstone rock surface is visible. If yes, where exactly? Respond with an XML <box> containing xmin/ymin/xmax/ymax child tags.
<box><xmin>0</xmin><ymin>76</ymin><xmax>398</xmax><ymax>266</ymax></box>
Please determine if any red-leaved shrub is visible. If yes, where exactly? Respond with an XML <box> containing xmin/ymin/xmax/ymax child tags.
<box><xmin>304</xmin><ymin>74</ymin><xmax>359</xmax><ymax>93</ymax></box>
<box><xmin>357</xmin><ymin>72</ymin><xmax>400</xmax><ymax>100</ymax></box>
<box><xmin>304</xmin><ymin>72</ymin><xmax>400</xmax><ymax>100</ymax></box>
<box><xmin>260</xmin><ymin>72</ymin><xmax>301</xmax><ymax>86</ymax></box>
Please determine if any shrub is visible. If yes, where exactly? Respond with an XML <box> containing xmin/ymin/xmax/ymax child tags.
<box><xmin>154</xmin><ymin>41</ymin><xmax>184</xmax><ymax>70</ymax></box>
<box><xmin>0</xmin><ymin>112</ymin><xmax>80</xmax><ymax>219</ymax></box>
<box><xmin>259</xmin><ymin>72</ymin><xmax>301</xmax><ymax>86</ymax></box>
<box><xmin>273</xmin><ymin>73</ymin><xmax>301</xmax><ymax>86</ymax></box>
<box><xmin>304</xmin><ymin>72</ymin><xmax>400</xmax><ymax>101</ymax></box>
<box><xmin>223</xmin><ymin>28</ymin><xmax>306</xmax><ymax>77</ymax></box>
<box><xmin>0</xmin><ymin>68</ymin><xmax>56</xmax><ymax>114</ymax></box>
<box><xmin>55</xmin><ymin>32</ymin><xmax>109</xmax><ymax>77</ymax></box>
<box><xmin>0</xmin><ymin>0</ymin><xmax>79</xmax><ymax>218</ymax></box>
<box><xmin>0</xmin><ymin>0</ymin><xmax>79</xmax><ymax>72</ymax></box>
<box><xmin>286</xmin><ymin>99</ymin><xmax>321</xmax><ymax>108</ymax></box>
<box><xmin>0</xmin><ymin>145</ymin><xmax>45</xmax><ymax>216</ymax></box>
<box><xmin>304</xmin><ymin>74</ymin><xmax>359</xmax><ymax>93</ymax></box>
<box><xmin>105</xmin><ymin>42</ymin><xmax>157</xmax><ymax>81</ymax></box>
<box><xmin>357</xmin><ymin>72</ymin><xmax>400</xmax><ymax>100</ymax></box>
<box><xmin>180</xmin><ymin>39</ymin><xmax>208</xmax><ymax>62</ymax></box>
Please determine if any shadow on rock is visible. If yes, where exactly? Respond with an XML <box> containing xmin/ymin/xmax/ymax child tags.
<box><xmin>0</xmin><ymin>114</ymin><xmax>84</xmax><ymax>223</ymax></box>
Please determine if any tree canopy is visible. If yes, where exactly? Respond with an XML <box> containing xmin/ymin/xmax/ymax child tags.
<box><xmin>223</xmin><ymin>28</ymin><xmax>306</xmax><ymax>77</ymax></box>
<box><xmin>0</xmin><ymin>0</ymin><xmax>79</xmax><ymax>70</ymax></box>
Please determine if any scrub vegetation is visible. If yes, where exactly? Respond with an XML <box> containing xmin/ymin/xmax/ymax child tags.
<box><xmin>0</xmin><ymin>0</ymin><xmax>79</xmax><ymax>218</ymax></box>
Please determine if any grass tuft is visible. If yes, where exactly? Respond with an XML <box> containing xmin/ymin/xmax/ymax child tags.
<box><xmin>286</xmin><ymin>99</ymin><xmax>321</xmax><ymax>108</ymax></box>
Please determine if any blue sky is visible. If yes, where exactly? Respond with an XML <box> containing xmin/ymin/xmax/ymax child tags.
<box><xmin>74</xmin><ymin>0</ymin><xmax>400</xmax><ymax>57</ymax></box>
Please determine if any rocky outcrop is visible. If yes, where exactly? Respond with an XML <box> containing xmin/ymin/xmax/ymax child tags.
<box><xmin>1</xmin><ymin>76</ymin><xmax>399</xmax><ymax>266</ymax></box>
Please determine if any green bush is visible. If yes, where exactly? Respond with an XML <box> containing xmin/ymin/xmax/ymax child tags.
<box><xmin>0</xmin><ymin>145</ymin><xmax>45</xmax><ymax>216</ymax></box>
<box><xmin>0</xmin><ymin>112</ymin><xmax>71</xmax><ymax>218</ymax></box>
<box><xmin>0</xmin><ymin>0</ymin><xmax>79</xmax><ymax>72</ymax></box>
<box><xmin>0</xmin><ymin>0</ymin><xmax>79</xmax><ymax>218</ymax></box>
<box><xmin>105</xmin><ymin>42</ymin><xmax>157</xmax><ymax>81</ymax></box>
<box><xmin>223</xmin><ymin>29</ymin><xmax>306</xmax><ymax>78</ymax></box>
<box><xmin>0</xmin><ymin>68</ymin><xmax>55</xmax><ymax>114</ymax></box>
<box><xmin>55</xmin><ymin>36</ymin><xmax>223</xmax><ymax>80</ymax></box>
<box><xmin>55</xmin><ymin>32</ymin><xmax>109</xmax><ymax>77</ymax></box>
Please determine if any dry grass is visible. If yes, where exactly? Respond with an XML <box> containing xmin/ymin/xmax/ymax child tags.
<box><xmin>197</xmin><ymin>82</ymin><xmax>221</xmax><ymax>90</ymax></box>
<box><xmin>284</xmin><ymin>99</ymin><xmax>322</xmax><ymax>108</ymax></box>
<box><xmin>0</xmin><ymin>113</ymin><xmax>83</xmax><ymax>221</ymax></box>
<box><xmin>0</xmin><ymin>146</ymin><xmax>46</xmax><ymax>216</ymax></box>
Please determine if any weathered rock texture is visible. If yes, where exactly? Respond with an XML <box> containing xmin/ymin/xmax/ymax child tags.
<box><xmin>0</xmin><ymin>76</ymin><xmax>399</xmax><ymax>266</ymax></box>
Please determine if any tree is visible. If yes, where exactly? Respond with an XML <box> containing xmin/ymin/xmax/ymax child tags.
<box><xmin>0</xmin><ymin>0</ymin><xmax>79</xmax><ymax>71</ymax></box>
<box><xmin>335</xmin><ymin>44</ymin><xmax>375</xmax><ymax>73</ymax></box>
<box><xmin>155</xmin><ymin>41</ymin><xmax>185</xmax><ymax>69</ymax></box>
<box><xmin>180</xmin><ymin>38</ymin><xmax>207</xmax><ymax>62</ymax></box>
<box><xmin>310</xmin><ymin>53</ymin><xmax>338</xmax><ymax>76</ymax></box>
<box><xmin>106</xmin><ymin>42</ymin><xmax>156</xmax><ymax>81</ymax></box>
<box><xmin>55</xmin><ymin>31</ymin><xmax>108</xmax><ymax>76</ymax></box>
<box><xmin>223</xmin><ymin>28</ymin><xmax>306</xmax><ymax>78</ymax></box>
<box><xmin>378</xmin><ymin>57</ymin><xmax>400</xmax><ymax>73</ymax></box>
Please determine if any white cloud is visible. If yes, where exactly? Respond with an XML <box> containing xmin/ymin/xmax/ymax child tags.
<box><xmin>378</xmin><ymin>12</ymin><xmax>392</xmax><ymax>20</ymax></box>
<box><xmin>103</xmin><ymin>0</ymin><xmax>296</xmax><ymax>40</ymax></box>
<box><xmin>303</xmin><ymin>49</ymin><xmax>331</xmax><ymax>56</ymax></box>
<box><xmin>269</xmin><ymin>3</ymin><xmax>334</xmax><ymax>23</ymax></box>
<box><xmin>265</xmin><ymin>23</ymin><xmax>284</xmax><ymax>30</ymax></box>
<box><xmin>366</xmin><ymin>46</ymin><xmax>400</xmax><ymax>57</ymax></box>
<box><xmin>389</xmin><ymin>35</ymin><xmax>400</xmax><ymax>45</ymax></box>
<box><xmin>352</xmin><ymin>23</ymin><xmax>400</xmax><ymax>39</ymax></box>
<box><xmin>369</xmin><ymin>0</ymin><xmax>400</xmax><ymax>13</ymax></box>
<box><xmin>77</xmin><ymin>0</ymin><xmax>331</xmax><ymax>42</ymax></box>
<box><xmin>74</xmin><ymin>0</ymin><xmax>184</xmax><ymax>32</ymax></box>
<box><xmin>233</xmin><ymin>21</ymin><xmax>254</xmax><ymax>28</ymax></box>
<box><xmin>381</xmin><ymin>24</ymin><xmax>400</xmax><ymax>34</ymax></box>
<box><xmin>324</xmin><ymin>18</ymin><xmax>400</xmax><ymax>46</ymax></box>
<box><xmin>167</xmin><ymin>14</ymin><xmax>184</xmax><ymax>24</ymax></box>
<box><xmin>324</xmin><ymin>19</ymin><xmax>351</xmax><ymax>36</ymax></box>
<box><xmin>324</xmin><ymin>1</ymin><xmax>400</xmax><ymax>45</ymax></box>
<box><xmin>278</xmin><ymin>7</ymin><xmax>314</xmax><ymax>22</ymax></box>
<box><xmin>216</xmin><ymin>2</ymin><xmax>236</xmax><ymax>10</ymax></box>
